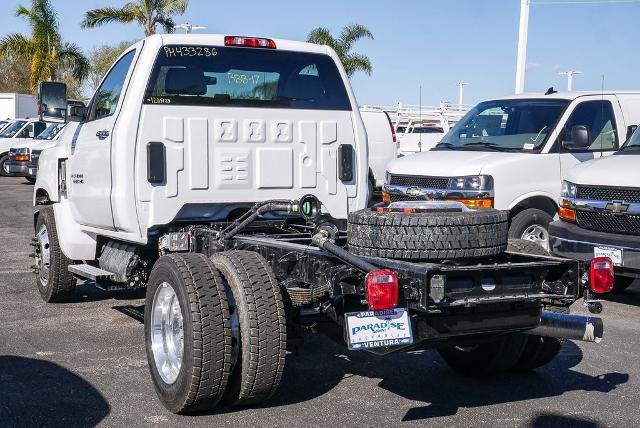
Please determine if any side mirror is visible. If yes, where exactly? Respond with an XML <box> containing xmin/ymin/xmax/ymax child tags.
<box><xmin>38</xmin><ymin>82</ymin><xmax>68</xmax><ymax>123</ymax></box>
<box><xmin>562</xmin><ymin>125</ymin><xmax>591</xmax><ymax>150</ymax></box>
<box><xmin>68</xmin><ymin>104</ymin><xmax>88</xmax><ymax>122</ymax></box>
<box><xmin>626</xmin><ymin>125</ymin><xmax>638</xmax><ymax>142</ymax></box>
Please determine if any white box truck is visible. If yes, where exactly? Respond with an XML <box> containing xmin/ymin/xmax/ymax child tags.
<box><xmin>0</xmin><ymin>93</ymin><xmax>37</xmax><ymax>120</ymax></box>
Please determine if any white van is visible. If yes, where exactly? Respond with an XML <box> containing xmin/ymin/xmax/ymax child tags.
<box><xmin>383</xmin><ymin>91</ymin><xmax>640</xmax><ymax>249</ymax></box>
<box><xmin>359</xmin><ymin>107</ymin><xmax>396</xmax><ymax>190</ymax></box>
<box><xmin>396</xmin><ymin>125</ymin><xmax>445</xmax><ymax>156</ymax></box>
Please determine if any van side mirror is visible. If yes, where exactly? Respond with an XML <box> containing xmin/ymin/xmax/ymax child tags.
<box><xmin>38</xmin><ymin>82</ymin><xmax>68</xmax><ymax>123</ymax></box>
<box><xmin>562</xmin><ymin>125</ymin><xmax>591</xmax><ymax>150</ymax></box>
<box><xmin>626</xmin><ymin>125</ymin><xmax>638</xmax><ymax>142</ymax></box>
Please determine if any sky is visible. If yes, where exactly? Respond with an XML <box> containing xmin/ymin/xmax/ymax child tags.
<box><xmin>1</xmin><ymin>0</ymin><xmax>640</xmax><ymax>107</ymax></box>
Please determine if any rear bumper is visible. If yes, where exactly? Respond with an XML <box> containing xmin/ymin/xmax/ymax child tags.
<box><xmin>549</xmin><ymin>220</ymin><xmax>640</xmax><ymax>276</ymax></box>
<box><xmin>4</xmin><ymin>161</ymin><xmax>36</xmax><ymax>177</ymax></box>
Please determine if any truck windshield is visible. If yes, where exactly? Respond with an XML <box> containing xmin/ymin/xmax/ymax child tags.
<box><xmin>35</xmin><ymin>123</ymin><xmax>65</xmax><ymax>140</ymax></box>
<box><xmin>144</xmin><ymin>45</ymin><xmax>351</xmax><ymax>110</ymax></box>
<box><xmin>617</xmin><ymin>128</ymin><xmax>640</xmax><ymax>154</ymax></box>
<box><xmin>0</xmin><ymin>120</ymin><xmax>27</xmax><ymax>138</ymax></box>
<box><xmin>436</xmin><ymin>99</ymin><xmax>568</xmax><ymax>152</ymax></box>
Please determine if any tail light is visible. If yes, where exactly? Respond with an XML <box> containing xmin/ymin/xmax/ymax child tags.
<box><xmin>366</xmin><ymin>269</ymin><xmax>399</xmax><ymax>310</ymax></box>
<box><xmin>224</xmin><ymin>36</ymin><xmax>276</xmax><ymax>49</ymax></box>
<box><xmin>590</xmin><ymin>257</ymin><xmax>614</xmax><ymax>294</ymax></box>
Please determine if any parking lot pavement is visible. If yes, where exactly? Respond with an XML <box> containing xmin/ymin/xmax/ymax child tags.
<box><xmin>0</xmin><ymin>177</ymin><xmax>639</xmax><ymax>427</ymax></box>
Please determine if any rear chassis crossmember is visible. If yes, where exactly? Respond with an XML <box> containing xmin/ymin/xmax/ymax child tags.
<box><xmin>181</xmin><ymin>220</ymin><xmax>583</xmax><ymax>351</ymax></box>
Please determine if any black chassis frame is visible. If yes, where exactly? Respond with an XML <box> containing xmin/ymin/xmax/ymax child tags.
<box><xmin>169</xmin><ymin>218</ymin><xmax>584</xmax><ymax>353</ymax></box>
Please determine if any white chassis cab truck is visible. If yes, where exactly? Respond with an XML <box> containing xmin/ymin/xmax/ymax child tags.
<box><xmin>33</xmin><ymin>35</ymin><xmax>608</xmax><ymax>414</ymax></box>
<box><xmin>383</xmin><ymin>91</ymin><xmax>640</xmax><ymax>250</ymax></box>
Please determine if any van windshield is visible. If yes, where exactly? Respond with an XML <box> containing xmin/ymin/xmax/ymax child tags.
<box><xmin>436</xmin><ymin>99</ymin><xmax>568</xmax><ymax>152</ymax></box>
<box><xmin>144</xmin><ymin>45</ymin><xmax>351</xmax><ymax>111</ymax></box>
<box><xmin>0</xmin><ymin>120</ymin><xmax>27</xmax><ymax>138</ymax></box>
<box><xmin>617</xmin><ymin>128</ymin><xmax>640</xmax><ymax>154</ymax></box>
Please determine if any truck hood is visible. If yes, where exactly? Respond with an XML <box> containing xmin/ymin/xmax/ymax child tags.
<box><xmin>10</xmin><ymin>139</ymin><xmax>57</xmax><ymax>151</ymax></box>
<box><xmin>565</xmin><ymin>154</ymin><xmax>639</xmax><ymax>187</ymax></box>
<box><xmin>386</xmin><ymin>150</ymin><xmax>530</xmax><ymax>176</ymax></box>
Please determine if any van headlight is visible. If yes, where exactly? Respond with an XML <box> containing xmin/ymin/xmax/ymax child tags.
<box><xmin>561</xmin><ymin>180</ymin><xmax>577</xmax><ymax>199</ymax></box>
<box><xmin>447</xmin><ymin>175</ymin><xmax>493</xmax><ymax>191</ymax></box>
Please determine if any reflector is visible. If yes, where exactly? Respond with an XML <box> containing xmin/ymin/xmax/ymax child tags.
<box><xmin>366</xmin><ymin>269</ymin><xmax>399</xmax><ymax>310</ymax></box>
<box><xmin>590</xmin><ymin>257</ymin><xmax>614</xmax><ymax>294</ymax></box>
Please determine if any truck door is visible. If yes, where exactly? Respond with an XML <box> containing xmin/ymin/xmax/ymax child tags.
<box><xmin>557</xmin><ymin>96</ymin><xmax>621</xmax><ymax>177</ymax></box>
<box><xmin>68</xmin><ymin>50</ymin><xmax>137</xmax><ymax>230</ymax></box>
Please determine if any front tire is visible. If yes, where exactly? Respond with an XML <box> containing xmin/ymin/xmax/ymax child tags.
<box><xmin>0</xmin><ymin>154</ymin><xmax>10</xmax><ymax>177</ymax></box>
<box><xmin>145</xmin><ymin>254</ymin><xmax>232</xmax><ymax>414</ymax></box>
<box><xmin>211</xmin><ymin>250</ymin><xmax>287</xmax><ymax>406</ymax></box>
<box><xmin>508</xmin><ymin>208</ymin><xmax>553</xmax><ymax>251</ymax></box>
<box><xmin>34</xmin><ymin>207</ymin><xmax>76</xmax><ymax>302</ymax></box>
<box><xmin>438</xmin><ymin>334</ymin><xmax>527</xmax><ymax>375</ymax></box>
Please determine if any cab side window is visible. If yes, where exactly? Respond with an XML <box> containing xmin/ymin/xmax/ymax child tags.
<box><xmin>562</xmin><ymin>100</ymin><xmax>618</xmax><ymax>151</ymax></box>
<box><xmin>90</xmin><ymin>50</ymin><xmax>136</xmax><ymax>121</ymax></box>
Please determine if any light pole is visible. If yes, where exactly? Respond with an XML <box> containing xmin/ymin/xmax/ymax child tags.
<box><xmin>559</xmin><ymin>70</ymin><xmax>582</xmax><ymax>91</ymax></box>
<box><xmin>457</xmin><ymin>82</ymin><xmax>469</xmax><ymax>111</ymax></box>
<box><xmin>515</xmin><ymin>0</ymin><xmax>531</xmax><ymax>94</ymax></box>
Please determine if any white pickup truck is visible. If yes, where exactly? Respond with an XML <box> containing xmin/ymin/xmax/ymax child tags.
<box><xmin>32</xmin><ymin>34</ymin><xmax>607</xmax><ymax>415</ymax></box>
<box><xmin>383</xmin><ymin>91</ymin><xmax>640</xmax><ymax>250</ymax></box>
<box><xmin>550</xmin><ymin>128</ymin><xmax>640</xmax><ymax>291</ymax></box>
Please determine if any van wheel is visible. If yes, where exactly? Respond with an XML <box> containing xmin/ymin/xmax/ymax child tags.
<box><xmin>211</xmin><ymin>250</ymin><xmax>287</xmax><ymax>406</ymax></box>
<box><xmin>145</xmin><ymin>254</ymin><xmax>232</xmax><ymax>414</ymax></box>
<box><xmin>508</xmin><ymin>208</ymin><xmax>553</xmax><ymax>251</ymax></box>
<box><xmin>0</xmin><ymin>154</ymin><xmax>10</xmax><ymax>177</ymax></box>
<box><xmin>34</xmin><ymin>207</ymin><xmax>76</xmax><ymax>302</ymax></box>
<box><xmin>437</xmin><ymin>334</ymin><xmax>527</xmax><ymax>375</ymax></box>
<box><xmin>26</xmin><ymin>177</ymin><xmax>36</xmax><ymax>184</ymax></box>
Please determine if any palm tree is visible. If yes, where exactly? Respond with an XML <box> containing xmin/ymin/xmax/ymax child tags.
<box><xmin>0</xmin><ymin>0</ymin><xmax>89</xmax><ymax>94</ymax></box>
<box><xmin>81</xmin><ymin>0</ymin><xmax>189</xmax><ymax>37</ymax></box>
<box><xmin>307</xmin><ymin>24</ymin><xmax>374</xmax><ymax>78</ymax></box>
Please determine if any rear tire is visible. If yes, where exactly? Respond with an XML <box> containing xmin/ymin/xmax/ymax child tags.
<box><xmin>438</xmin><ymin>334</ymin><xmax>527</xmax><ymax>375</ymax></box>
<box><xmin>211</xmin><ymin>250</ymin><xmax>287</xmax><ymax>406</ymax></box>
<box><xmin>145</xmin><ymin>254</ymin><xmax>232</xmax><ymax>414</ymax></box>
<box><xmin>511</xmin><ymin>335</ymin><xmax>562</xmax><ymax>371</ymax></box>
<box><xmin>0</xmin><ymin>154</ymin><xmax>10</xmax><ymax>177</ymax></box>
<box><xmin>34</xmin><ymin>207</ymin><xmax>76</xmax><ymax>302</ymax></box>
<box><xmin>508</xmin><ymin>208</ymin><xmax>553</xmax><ymax>251</ymax></box>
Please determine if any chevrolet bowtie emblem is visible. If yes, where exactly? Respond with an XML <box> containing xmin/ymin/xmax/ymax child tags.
<box><xmin>405</xmin><ymin>187</ymin><xmax>423</xmax><ymax>197</ymax></box>
<box><xmin>605</xmin><ymin>201</ymin><xmax>629</xmax><ymax>214</ymax></box>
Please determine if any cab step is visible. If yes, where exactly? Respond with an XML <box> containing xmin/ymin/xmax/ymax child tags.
<box><xmin>68</xmin><ymin>264</ymin><xmax>116</xmax><ymax>281</ymax></box>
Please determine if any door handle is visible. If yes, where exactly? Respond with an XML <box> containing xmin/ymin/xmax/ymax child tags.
<box><xmin>96</xmin><ymin>130</ymin><xmax>110</xmax><ymax>140</ymax></box>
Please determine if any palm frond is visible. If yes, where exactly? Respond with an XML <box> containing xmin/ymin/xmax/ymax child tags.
<box><xmin>0</xmin><ymin>33</ymin><xmax>33</xmax><ymax>62</ymax></box>
<box><xmin>57</xmin><ymin>42</ymin><xmax>90</xmax><ymax>81</ymax></box>
<box><xmin>154</xmin><ymin>16</ymin><xmax>176</xmax><ymax>33</ymax></box>
<box><xmin>342</xmin><ymin>52</ymin><xmax>373</xmax><ymax>77</ymax></box>
<box><xmin>339</xmin><ymin>24</ymin><xmax>373</xmax><ymax>52</ymax></box>
<box><xmin>307</xmin><ymin>27</ymin><xmax>339</xmax><ymax>52</ymax></box>
<box><xmin>160</xmin><ymin>0</ymin><xmax>188</xmax><ymax>14</ymax></box>
<box><xmin>81</xmin><ymin>6</ymin><xmax>140</xmax><ymax>29</ymax></box>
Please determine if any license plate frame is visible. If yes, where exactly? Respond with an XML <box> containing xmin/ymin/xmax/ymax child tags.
<box><xmin>345</xmin><ymin>308</ymin><xmax>413</xmax><ymax>350</ymax></box>
<box><xmin>594</xmin><ymin>245</ymin><xmax>623</xmax><ymax>266</ymax></box>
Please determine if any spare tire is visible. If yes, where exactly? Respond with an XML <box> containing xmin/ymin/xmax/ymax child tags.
<box><xmin>347</xmin><ymin>208</ymin><xmax>508</xmax><ymax>260</ymax></box>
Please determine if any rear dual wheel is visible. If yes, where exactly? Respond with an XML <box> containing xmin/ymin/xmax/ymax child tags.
<box><xmin>145</xmin><ymin>251</ymin><xmax>286</xmax><ymax>414</ymax></box>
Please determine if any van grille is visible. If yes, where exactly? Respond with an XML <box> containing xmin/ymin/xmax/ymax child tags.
<box><xmin>576</xmin><ymin>211</ymin><xmax>640</xmax><ymax>235</ymax></box>
<box><xmin>576</xmin><ymin>185</ymin><xmax>640</xmax><ymax>203</ymax></box>
<box><xmin>388</xmin><ymin>174</ymin><xmax>449</xmax><ymax>189</ymax></box>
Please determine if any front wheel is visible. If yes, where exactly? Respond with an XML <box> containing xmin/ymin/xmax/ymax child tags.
<box><xmin>508</xmin><ymin>208</ymin><xmax>553</xmax><ymax>251</ymax></box>
<box><xmin>0</xmin><ymin>154</ymin><xmax>10</xmax><ymax>177</ymax></box>
<box><xmin>145</xmin><ymin>254</ymin><xmax>232</xmax><ymax>414</ymax></box>
<box><xmin>34</xmin><ymin>207</ymin><xmax>76</xmax><ymax>302</ymax></box>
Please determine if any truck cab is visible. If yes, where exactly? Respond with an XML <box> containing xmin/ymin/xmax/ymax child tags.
<box><xmin>34</xmin><ymin>34</ymin><xmax>368</xmax><ymax>261</ymax></box>
<box><xmin>383</xmin><ymin>91</ymin><xmax>640</xmax><ymax>250</ymax></box>
<box><xmin>550</xmin><ymin>128</ymin><xmax>640</xmax><ymax>291</ymax></box>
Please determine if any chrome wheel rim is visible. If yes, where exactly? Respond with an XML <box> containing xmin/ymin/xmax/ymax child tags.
<box><xmin>521</xmin><ymin>224</ymin><xmax>549</xmax><ymax>251</ymax></box>
<box><xmin>151</xmin><ymin>282</ymin><xmax>184</xmax><ymax>385</ymax></box>
<box><xmin>35</xmin><ymin>225</ymin><xmax>50</xmax><ymax>287</ymax></box>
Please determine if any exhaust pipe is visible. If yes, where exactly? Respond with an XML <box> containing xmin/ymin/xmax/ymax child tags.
<box><xmin>525</xmin><ymin>311</ymin><xmax>603</xmax><ymax>343</ymax></box>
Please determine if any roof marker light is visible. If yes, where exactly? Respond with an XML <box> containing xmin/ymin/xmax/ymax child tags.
<box><xmin>224</xmin><ymin>36</ymin><xmax>276</xmax><ymax>49</ymax></box>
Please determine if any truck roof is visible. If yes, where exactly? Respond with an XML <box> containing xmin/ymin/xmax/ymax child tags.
<box><xmin>155</xmin><ymin>33</ymin><xmax>330</xmax><ymax>55</ymax></box>
<box><xmin>494</xmin><ymin>90</ymin><xmax>640</xmax><ymax>101</ymax></box>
